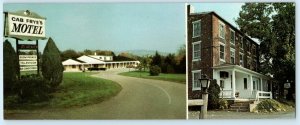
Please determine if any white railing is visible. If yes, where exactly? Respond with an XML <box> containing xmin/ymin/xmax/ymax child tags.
<box><xmin>219</xmin><ymin>90</ymin><xmax>232</xmax><ymax>98</ymax></box>
<box><xmin>238</xmin><ymin>90</ymin><xmax>254</xmax><ymax>99</ymax></box>
<box><xmin>255</xmin><ymin>91</ymin><xmax>272</xmax><ymax>101</ymax></box>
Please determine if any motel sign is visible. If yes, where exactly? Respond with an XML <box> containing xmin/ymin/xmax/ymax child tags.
<box><xmin>4</xmin><ymin>10</ymin><xmax>46</xmax><ymax>76</ymax></box>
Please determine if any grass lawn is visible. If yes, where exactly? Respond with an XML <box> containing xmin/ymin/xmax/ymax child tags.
<box><xmin>119</xmin><ymin>71</ymin><xmax>186</xmax><ymax>84</ymax></box>
<box><xmin>6</xmin><ymin>72</ymin><xmax>122</xmax><ymax>109</ymax></box>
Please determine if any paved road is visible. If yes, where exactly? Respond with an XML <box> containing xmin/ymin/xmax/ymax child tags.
<box><xmin>6</xmin><ymin>69</ymin><xmax>186</xmax><ymax>119</ymax></box>
<box><xmin>188</xmin><ymin>110</ymin><xmax>295</xmax><ymax>119</ymax></box>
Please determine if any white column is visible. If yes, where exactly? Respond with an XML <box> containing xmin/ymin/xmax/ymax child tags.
<box><xmin>260</xmin><ymin>78</ymin><xmax>263</xmax><ymax>91</ymax></box>
<box><xmin>232</xmin><ymin>70</ymin><xmax>236</xmax><ymax>99</ymax></box>
<box><xmin>250</xmin><ymin>75</ymin><xmax>253</xmax><ymax>91</ymax></box>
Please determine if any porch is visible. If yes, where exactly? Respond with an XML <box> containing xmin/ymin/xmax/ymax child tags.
<box><xmin>213</xmin><ymin>65</ymin><xmax>272</xmax><ymax>101</ymax></box>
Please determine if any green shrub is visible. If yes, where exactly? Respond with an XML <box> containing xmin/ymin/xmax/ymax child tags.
<box><xmin>3</xmin><ymin>40</ymin><xmax>19</xmax><ymax>96</ymax></box>
<box><xmin>14</xmin><ymin>76</ymin><xmax>51</xmax><ymax>103</ymax></box>
<box><xmin>208</xmin><ymin>79</ymin><xmax>221</xmax><ymax>110</ymax></box>
<box><xmin>254</xmin><ymin>99</ymin><xmax>294</xmax><ymax>112</ymax></box>
<box><xmin>219</xmin><ymin>99</ymin><xmax>228</xmax><ymax>109</ymax></box>
<box><xmin>149</xmin><ymin>65</ymin><xmax>161</xmax><ymax>76</ymax></box>
<box><xmin>42</xmin><ymin>37</ymin><xmax>64</xmax><ymax>89</ymax></box>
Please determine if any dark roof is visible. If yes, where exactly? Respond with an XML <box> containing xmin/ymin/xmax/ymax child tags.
<box><xmin>189</xmin><ymin>11</ymin><xmax>259</xmax><ymax>45</ymax></box>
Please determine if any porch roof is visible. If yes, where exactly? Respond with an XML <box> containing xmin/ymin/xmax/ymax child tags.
<box><xmin>62</xmin><ymin>59</ymin><xmax>83</xmax><ymax>65</ymax></box>
<box><xmin>212</xmin><ymin>64</ymin><xmax>270</xmax><ymax>79</ymax></box>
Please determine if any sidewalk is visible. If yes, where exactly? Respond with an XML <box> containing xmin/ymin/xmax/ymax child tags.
<box><xmin>188</xmin><ymin>110</ymin><xmax>295</xmax><ymax>119</ymax></box>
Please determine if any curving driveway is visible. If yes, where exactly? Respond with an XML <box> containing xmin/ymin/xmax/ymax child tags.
<box><xmin>6</xmin><ymin>68</ymin><xmax>186</xmax><ymax>119</ymax></box>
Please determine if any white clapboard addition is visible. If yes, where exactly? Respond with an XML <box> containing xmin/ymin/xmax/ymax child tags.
<box><xmin>19</xmin><ymin>55</ymin><xmax>37</xmax><ymax>60</ymax></box>
<box><xmin>19</xmin><ymin>61</ymin><xmax>37</xmax><ymax>66</ymax></box>
<box><xmin>20</xmin><ymin>66</ymin><xmax>38</xmax><ymax>71</ymax></box>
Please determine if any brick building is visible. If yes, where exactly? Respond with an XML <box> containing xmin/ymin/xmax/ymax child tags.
<box><xmin>187</xmin><ymin>5</ymin><xmax>272</xmax><ymax>101</ymax></box>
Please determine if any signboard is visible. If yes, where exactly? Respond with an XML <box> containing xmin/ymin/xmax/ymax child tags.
<box><xmin>19</xmin><ymin>55</ymin><xmax>37</xmax><ymax>60</ymax></box>
<box><xmin>20</xmin><ymin>66</ymin><xmax>38</xmax><ymax>71</ymax></box>
<box><xmin>17</xmin><ymin>44</ymin><xmax>38</xmax><ymax>49</ymax></box>
<box><xmin>19</xmin><ymin>61</ymin><xmax>37</xmax><ymax>66</ymax></box>
<box><xmin>4</xmin><ymin>10</ymin><xmax>46</xmax><ymax>40</ymax></box>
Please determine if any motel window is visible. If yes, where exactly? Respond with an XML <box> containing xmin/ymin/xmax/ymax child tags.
<box><xmin>230</xmin><ymin>29</ymin><xmax>235</xmax><ymax>45</ymax></box>
<box><xmin>192</xmin><ymin>70</ymin><xmax>201</xmax><ymax>90</ymax></box>
<box><xmin>192</xmin><ymin>20</ymin><xmax>201</xmax><ymax>38</ymax></box>
<box><xmin>253</xmin><ymin>46</ymin><xmax>257</xmax><ymax>56</ymax></box>
<box><xmin>219</xmin><ymin>22</ymin><xmax>225</xmax><ymax>39</ymax></box>
<box><xmin>220</xmin><ymin>44</ymin><xmax>225</xmax><ymax>61</ymax></box>
<box><xmin>230</xmin><ymin>48</ymin><xmax>235</xmax><ymax>64</ymax></box>
<box><xmin>247</xmin><ymin>56</ymin><xmax>251</xmax><ymax>68</ymax></box>
<box><xmin>240</xmin><ymin>37</ymin><xmax>244</xmax><ymax>50</ymax></box>
<box><xmin>220</xmin><ymin>80</ymin><xmax>225</xmax><ymax>89</ymax></box>
<box><xmin>239</xmin><ymin>53</ymin><xmax>244</xmax><ymax>66</ymax></box>
<box><xmin>72</xmin><ymin>65</ymin><xmax>76</xmax><ymax>69</ymax></box>
<box><xmin>247</xmin><ymin>41</ymin><xmax>251</xmax><ymax>52</ymax></box>
<box><xmin>244</xmin><ymin>78</ymin><xmax>247</xmax><ymax>89</ymax></box>
<box><xmin>192</xmin><ymin>41</ymin><xmax>201</xmax><ymax>61</ymax></box>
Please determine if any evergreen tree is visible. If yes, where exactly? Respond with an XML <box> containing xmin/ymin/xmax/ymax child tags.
<box><xmin>41</xmin><ymin>37</ymin><xmax>64</xmax><ymax>89</ymax></box>
<box><xmin>151</xmin><ymin>51</ymin><xmax>162</xmax><ymax>67</ymax></box>
<box><xmin>3</xmin><ymin>40</ymin><xmax>19</xmax><ymax>95</ymax></box>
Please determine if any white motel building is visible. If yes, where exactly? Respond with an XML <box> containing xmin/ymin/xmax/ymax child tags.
<box><xmin>62</xmin><ymin>53</ymin><xmax>140</xmax><ymax>72</ymax></box>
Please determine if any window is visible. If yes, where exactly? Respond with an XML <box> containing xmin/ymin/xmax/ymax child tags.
<box><xmin>240</xmin><ymin>37</ymin><xmax>243</xmax><ymax>50</ymax></box>
<box><xmin>219</xmin><ymin>21</ymin><xmax>225</xmax><ymax>39</ymax></box>
<box><xmin>220</xmin><ymin>43</ymin><xmax>225</xmax><ymax>61</ymax></box>
<box><xmin>253</xmin><ymin>46</ymin><xmax>256</xmax><ymax>56</ymax></box>
<box><xmin>230</xmin><ymin>29</ymin><xmax>235</xmax><ymax>45</ymax></box>
<box><xmin>192</xmin><ymin>20</ymin><xmax>201</xmax><ymax>38</ymax></box>
<box><xmin>244</xmin><ymin>78</ymin><xmax>247</xmax><ymax>89</ymax></box>
<box><xmin>192</xmin><ymin>70</ymin><xmax>201</xmax><ymax>90</ymax></box>
<box><xmin>230</xmin><ymin>48</ymin><xmax>235</xmax><ymax>64</ymax></box>
<box><xmin>247</xmin><ymin>56</ymin><xmax>251</xmax><ymax>68</ymax></box>
<box><xmin>192</xmin><ymin>41</ymin><xmax>201</xmax><ymax>61</ymax></box>
<box><xmin>220</xmin><ymin>80</ymin><xmax>225</xmax><ymax>89</ymax></box>
<box><xmin>230</xmin><ymin>75</ymin><xmax>233</xmax><ymax>89</ymax></box>
<box><xmin>72</xmin><ymin>65</ymin><xmax>76</xmax><ymax>69</ymax></box>
<box><xmin>239</xmin><ymin>53</ymin><xmax>244</xmax><ymax>66</ymax></box>
<box><xmin>253</xmin><ymin>80</ymin><xmax>256</xmax><ymax>90</ymax></box>
<box><xmin>247</xmin><ymin>41</ymin><xmax>251</xmax><ymax>52</ymax></box>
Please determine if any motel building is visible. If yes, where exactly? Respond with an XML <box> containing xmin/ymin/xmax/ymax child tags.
<box><xmin>62</xmin><ymin>53</ymin><xmax>140</xmax><ymax>72</ymax></box>
<box><xmin>187</xmin><ymin>5</ymin><xmax>272</xmax><ymax>110</ymax></box>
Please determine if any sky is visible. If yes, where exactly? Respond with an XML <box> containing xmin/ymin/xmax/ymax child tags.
<box><xmin>3</xmin><ymin>3</ymin><xmax>186</xmax><ymax>53</ymax></box>
<box><xmin>3</xmin><ymin>3</ymin><xmax>244</xmax><ymax>53</ymax></box>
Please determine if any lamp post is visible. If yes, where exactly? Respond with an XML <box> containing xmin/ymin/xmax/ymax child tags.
<box><xmin>199</xmin><ymin>74</ymin><xmax>211</xmax><ymax>119</ymax></box>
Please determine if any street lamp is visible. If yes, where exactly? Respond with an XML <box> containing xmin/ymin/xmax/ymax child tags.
<box><xmin>198</xmin><ymin>74</ymin><xmax>211</xmax><ymax>119</ymax></box>
<box><xmin>199</xmin><ymin>74</ymin><xmax>211</xmax><ymax>93</ymax></box>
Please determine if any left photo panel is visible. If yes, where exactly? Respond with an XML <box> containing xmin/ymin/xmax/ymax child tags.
<box><xmin>3</xmin><ymin>3</ymin><xmax>187</xmax><ymax>119</ymax></box>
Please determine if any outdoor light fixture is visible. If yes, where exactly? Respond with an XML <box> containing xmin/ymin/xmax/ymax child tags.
<box><xmin>199</xmin><ymin>74</ymin><xmax>211</xmax><ymax>93</ymax></box>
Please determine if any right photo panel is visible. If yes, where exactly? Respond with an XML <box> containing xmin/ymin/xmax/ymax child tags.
<box><xmin>186</xmin><ymin>3</ymin><xmax>296</xmax><ymax>119</ymax></box>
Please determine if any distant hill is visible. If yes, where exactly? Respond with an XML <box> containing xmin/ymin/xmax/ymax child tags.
<box><xmin>116</xmin><ymin>50</ymin><xmax>170</xmax><ymax>57</ymax></box>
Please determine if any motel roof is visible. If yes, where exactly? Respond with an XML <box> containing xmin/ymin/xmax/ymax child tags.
<box><xmin>77</xmin><ymin>55</ymin><xmax>105</xmax><ymax>64</ymax></box>
<box><xmin>62</xmin><ymin>59</ymin><xmax>83</xmax><ymax>65</ymax></box>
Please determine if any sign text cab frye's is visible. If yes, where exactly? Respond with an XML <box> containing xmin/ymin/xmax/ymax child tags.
<box><xmin>4</xmin><ymin>10</ymin><xmax>46</xmax><ymax>39</ymax></box>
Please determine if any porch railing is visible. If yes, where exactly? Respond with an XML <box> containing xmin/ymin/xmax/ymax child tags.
<box><xmin>219</xmin><ymin>90</ymin><xmax>232</xmax><ymax>98</ymax></box>
<box><xmin>255</xmin><ymin>91</ymin><xmax>272</xmax><ymax>101</ymax></box>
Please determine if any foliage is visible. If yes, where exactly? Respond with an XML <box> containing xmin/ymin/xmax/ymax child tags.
<box><xmin>61</xmin><ymin>49</ymin><xmax>80</xmax><ymax>61</ymax></box>
<box><xmin>149</xmin><ymin>65</ymin><xmax>161</xmax><ymax>76</ymax></box>
<box><xmin>254</xmin><ymin>99</ymin><xmax>294</xmax><ymax>113</ymax></box>
<box><xmin>42</xmin><ymin>37</ymin><xmax>64</xmax><ymax>89</ymax></box>
<box><xmin>151</xmin><ymin>51</ymin><xmax>162</xmax><ymax>67</ymax></box>
<box><xmin>219</xmin><ymin>99</ymin><xmax>228</xmax><ymax>109</ymax></box>
<box><xmin>3</xmin><ymin>40</ymin><xmax>19</xmax><ymax>96</ymax></box>
<box><xmin>236</xmin><ymin>3</ymin><xmax>295</xmax><ymax>99</ymax></box>
<box><xmin>14</xmin><ymin>76</ymin><xmax>51</xmax><ymax>103</ymax></box>
<box><xmin>208</xmin><ymin>79</ymin><xmax>221</xmax><ymax>110</ymax></box>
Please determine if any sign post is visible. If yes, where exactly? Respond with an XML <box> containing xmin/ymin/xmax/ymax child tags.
<box><xmin>4</xmin><ymin>10</ymin><xmax>46</xmax><ymax>78</ymax></box>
